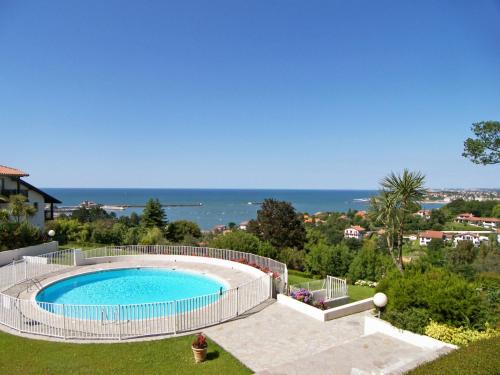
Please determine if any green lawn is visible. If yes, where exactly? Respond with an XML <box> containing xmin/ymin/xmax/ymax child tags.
<box><xmin>348</xmin><ymin>284</ymin><xmax>375</xmax><ymax>302</ymax></box>
<box><xmin>59</xmin><ymin>242</ymin><xmax>108</xmax><ymax>250</ymax></box>
<box><xmin>0</xmin><ymin>331</ymin><xmax>251</xmax><ymax>375</ymax></box>
<box><xmin>288</xmin><ymin>269</ymin><xmax>318</xmax><ymax>285</ymax></box>
<box><xmin>442</xmin><ymin>222</ymin><xmax>485</xmax><ymax>231</ymax></box>
<box><xmin>407</xmin><ymin>336</ymin><xmax>500</xmax><ymax>375</ymax></box>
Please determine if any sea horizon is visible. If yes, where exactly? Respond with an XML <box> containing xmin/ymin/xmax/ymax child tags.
<box><xmin>43</xmin><ymin>188</ymin><xmax>447</xmax><ymax>230</ymax></box>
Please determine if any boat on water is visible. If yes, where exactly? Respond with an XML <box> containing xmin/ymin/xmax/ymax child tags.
<box><xmin>102</xmin><ymin>205</ymin><xmax>126</xmax><ymax>211</ymax></box>
<box><xmin>353</xmin><ymin>198</ymin><xmax>370</xmax><ymax>202</ymax></box>
<box><xmin>247</xmin><ymin>201</ymin><xmax>263</xmax><ymax>205</ymax></box>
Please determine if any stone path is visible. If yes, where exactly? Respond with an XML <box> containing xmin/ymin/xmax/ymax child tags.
<box><xmin>205</xmin><ymin>302</ymin><xmax>452</xmax><ymax>374</ymax></box>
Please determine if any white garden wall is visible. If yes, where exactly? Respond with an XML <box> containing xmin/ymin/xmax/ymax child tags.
<box><xmin>0</xmin><ymin>241</ymin><xmax>58</xmax><ymax>266</ymax></box>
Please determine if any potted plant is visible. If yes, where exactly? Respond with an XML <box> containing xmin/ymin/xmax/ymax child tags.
<box><xmin>191</xmin><ymin>333</ymin><xmax>208</xmax><ymax>363</ymax></box>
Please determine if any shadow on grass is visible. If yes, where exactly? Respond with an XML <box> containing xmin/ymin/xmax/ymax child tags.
<box><xmin>206</xmin><ymin>350</ymin><xmax>220</xmax><ymax>361</ymax></box>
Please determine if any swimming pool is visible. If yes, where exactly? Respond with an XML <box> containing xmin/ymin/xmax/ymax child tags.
<box><xmin>35</xmin><ymin>268</ymin><xmax>227</xmax><ymax>319</ymax></box>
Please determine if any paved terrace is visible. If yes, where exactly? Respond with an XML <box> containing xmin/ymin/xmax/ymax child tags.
<box><xmin>206</xmin><ymin>302</ymin><xmax>452</xmax><ymax>374</ymax></box>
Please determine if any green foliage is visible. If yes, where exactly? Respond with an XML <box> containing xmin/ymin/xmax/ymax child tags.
<box><xmin>462</xmin><ymin>121</ymin><xmax>500</xmax><ymax>165</ymax></box>
<box><xmin>377</xmin><ymin>266</ymin><xmax>489</xmax><ymax>332</ymax></box>
<box><xmin>248</xmin><ymin>199</ymin><xmax>306</xmax><ymax>249</ymax></box>
<box><xmin>139</xmin><ymin>227</ymin><xmax>168</xmax><ymax>245</ymax></box>
<box><xmin>278</xmin><ymin>247</ymin><xmax>306</xmax><ymax>270</ymax></box>
<box><xmin>348</xmin><ymin>239</ymin><xmax>392</xmax><ymax>282</ymax></box>
<box><xmin>0</xmin><ymin>221</ymin><xmax>43</xmax><ymax>250</ymax></box>
<box><xmin>141</xmin><ymin>198</ymin><xmax>167</xmax><ymax>229</ymax></box>
<box><xmin>305</xmin><ymin>241</ymin><xmax>352</xmax><ymax>277</ymax></box>
<box><xmin>71</xmin><ymin>206</ymin><xmax>113</xmax><ymax>223</ymax></box>
<box><xmin>6</xmin><ymin>194</ymin><xmax>36</xmax><ymax>223</ymax></box>
<box><xmin>442</xmin><ymin>198</ymin><xmax>500</xmax><ymax>217</ymax></box>
<box><xmin>208</xmin><ymin>230</ymin><xmax>276</xmax><ymax>258</ymax></box>
<box><xmin>492</xmin><ymin>203</ymin><xmax>500</xmax><ymax>218</ymax></box>
<box><xmin>166</xmin><ymin>220</ymin><xmax>201</xmax><ymax>243</ymax></box>
<box><xmin>408</xmin><ymin>336</ymin><xmax>500</xmax><ymax>375</ymax></box>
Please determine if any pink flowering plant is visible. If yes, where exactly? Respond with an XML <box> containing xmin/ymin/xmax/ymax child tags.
<box><xmin>290</xmin><ymin>288</ymin><xmax>313</xmax><ymax>305</ymax></box>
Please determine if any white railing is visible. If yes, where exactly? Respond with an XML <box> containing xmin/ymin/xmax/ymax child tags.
<box><xmin>0</xmin><ymin>246</ymin><xmax>280</xmax><ymax>340</ymax></box>
<box><xmin>326</xmin><ymin>275</ymin><xmax>348</xmax><ymax>300</ymax></box>
<box><xmin>82</xmin><ymin>245</ymin><xmax>287</xmax><ymax>287</ymax></box>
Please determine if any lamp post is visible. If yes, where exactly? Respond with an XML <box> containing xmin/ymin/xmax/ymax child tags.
<box><xmin>48</xmin><ymin>229</ymin><xmax>55</xmax><ymax>241</ymax></box>
<box><xmin>373</xmin><ymin>292</ymin><xmax>388</xmax><ymax>318</ymax></box>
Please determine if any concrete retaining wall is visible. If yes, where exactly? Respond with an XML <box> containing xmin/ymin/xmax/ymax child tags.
<box><xmin>364</xmin><ymin>316</ymin><xmax>457</xmax><ymax>350</ymax></box>
<box><xmin>277</xmin><ymin>294</ymin><xmax>374</xmax><ymax>321</ymax></box>
<box><xmin>0</xmin><ymin>242</ymin><xmax>58</xmax><ymax>266</ymax></box>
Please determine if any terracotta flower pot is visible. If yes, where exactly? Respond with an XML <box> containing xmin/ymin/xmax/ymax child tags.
<box><xmin>192</xmin><ymin>346</ymin><xmax>208</xmax><ymax>363</ymax></box>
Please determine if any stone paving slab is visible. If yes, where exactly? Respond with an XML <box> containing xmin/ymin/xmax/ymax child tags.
<box><xmin>206</xmin><ymin>302</ymin><xmax>451</xmax><ymax>374</ymax></box>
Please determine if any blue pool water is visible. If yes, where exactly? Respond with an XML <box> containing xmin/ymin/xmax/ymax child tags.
<box><xmin>36</xmin><ymin>268</ymin><xmax>226</xmax><ymax>319</ymax></box>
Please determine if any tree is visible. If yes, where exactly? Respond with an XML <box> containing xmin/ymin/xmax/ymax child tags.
<box><xmin>371</xmin><ymin>170</ymin><xmax>426</xmax><ymax>273</ymax></box>
<box><xmin>348</xmin><ymin>239</ymin><xmax>392</xmax><ymax>282</ymax></box>
<box><xmin>166</xmin><ymin>220</ymin><xmax>201</xmax><ymax>243</ymax></box>
<box><xmin>208</xmin><ymin>230</ymin><xmax>275</xmax><ymax>256</ymax></box>
<box><xmin>7</xmin><ymin>194</ymin><xmax>36</xmax><ymax>223</ymax></box>
<box><xmin>462</xmin><ymin>121</ymin><xmax>500</xmax><ymax>165</ymax></box>
<box><xmin>248</xmin><ymin>199</ymin><xmax>306</xmax><ymax>249</ymax></box>
<box><xmin>141</xmin><ymin>198</ymin><xmax>167</xmax><ymax>229</ymax></box>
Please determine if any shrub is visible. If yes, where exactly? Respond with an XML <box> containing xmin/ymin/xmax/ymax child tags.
<box><xmin>424</xmin><ymin>320</ymin><xmax>500</xmax><ymax>346</ymax></box>
<box><xmin>139</xmin><ymin>227</ymin><xmax>168</xmax><ymax>245</ymax></box>
<box><xmin>0</xmin><ymin>222</ymin><xmax>44</xmax><ymax>250</ymax></box>
<box><xmin>377</xmin><ymin>267</ymin><xmax>489</xmax><ymax>332</ymax></box>
<box><xmin>209</xmin><ymin>231</ymin><xmax>261</xmax><ymax>254</ymax></box>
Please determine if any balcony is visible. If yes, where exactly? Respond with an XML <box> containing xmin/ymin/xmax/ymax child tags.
<box><xmin>0</xmin><ymin>189</ymin><xmax>29</xmax><ymax>199</ymax></box>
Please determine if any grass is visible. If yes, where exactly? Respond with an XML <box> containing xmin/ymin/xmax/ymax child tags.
<box><xmin>59</xmin><ymin>242</ymin><xmax>108</xmax><ymax>250</ymax></box>
<box><xmin>288</xmin><ymin>269</ymin><xmax>318</xmax><ymax>285</ymax></box>
<box><xmin>288</xmin><ymin>270</ymin><xmax>375</xmax><ymax>302</ymax></box>
<box><xmin>348</xmin><ymin>284</ymin><xmax>375</xmax><ymax>302</ymax></box>
<box><xmin>442</xmin><ymin>222</ymin><xmax>486</xmax><ymax>231</ymax></box>
<box><xmin>0</xmin><ymin>331</ymin><xmax>251</xmax><ymax>375</ymax></box>
<box><xmin>407</xmin><ymin>336</ymin><xmax>500</xmax><ymax>375</ymax></box>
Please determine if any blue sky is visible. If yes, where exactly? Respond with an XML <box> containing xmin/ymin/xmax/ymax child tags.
<box><xmin>1</xmin><ymin>1</ymin><xmax>499</xmax><ymax>189</ymax></box>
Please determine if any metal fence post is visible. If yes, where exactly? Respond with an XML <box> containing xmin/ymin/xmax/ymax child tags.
<box><xmin>174</xmin><ymin>300</ymin><xmax>177</xmax><ymax>335</ymax></box>
<box><xmin>118</xmin><ymin>305</ymin><xmax>122</xmax><ymax>341</ymax></box>
<box><xmin>236</xmin><ymin>287</ymin><xmax>239</xmax><ymax>317</ymax></box>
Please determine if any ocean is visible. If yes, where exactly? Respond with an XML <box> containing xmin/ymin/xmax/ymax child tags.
<box><xmin>43</xmin><ymin>188</ymin><xmax>439</xmax><ymax>230</ymax></box>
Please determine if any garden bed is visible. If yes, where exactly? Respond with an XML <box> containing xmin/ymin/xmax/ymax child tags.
<box><xmin>277</xmin><ymin>293</ymin><xmax>373</xmax><ymax>321</ymax></box>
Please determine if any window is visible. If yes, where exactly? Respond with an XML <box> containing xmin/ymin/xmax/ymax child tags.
<box><xmin>33</xmin><ymin>202</ymin><xmax>38</xmax><ymax>211</ymax></box>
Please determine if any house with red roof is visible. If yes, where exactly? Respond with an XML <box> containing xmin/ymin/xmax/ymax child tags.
<box><xmin>418</xmin><ymin>230</ymin><xmax>445</xmax><ymax>246</ymax></box>
<box><xmin>0</xmin><ymin>165</ymin><xmax>60</xmax><ymax>228</ymax></box>
<box><xmin>455</xmin><ymin>213</ymin><xmax>499</xmax><ymax>229</ymax></box>
<box><xmin>344</xmin><ymin>225</ymin><xmax>366</xmax><ymax>240</ymax></box>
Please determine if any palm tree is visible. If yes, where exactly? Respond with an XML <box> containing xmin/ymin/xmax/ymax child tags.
<box><xmin>371</xmin><ymin>169</ymin><xmax>426</xmax><ymax>273</ymax></box>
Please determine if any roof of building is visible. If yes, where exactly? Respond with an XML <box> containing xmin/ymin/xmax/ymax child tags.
<box><xmin>419</xmin><ymin>230</ymin><xmax>444</xmax><ymax>239</ymax></box>
<box><xmin>239</xmin><ymin>220</ymin><xmax>250</xmax><ymax>226</ymax></box>
<box><xmin>349</xmin><ymin>225</ymin><xmax>365</xmax><ymax>232</ymax></box>
<box><xmin>19</xmin><ymin>180</ymin><xmax>61</xmax><ymax>204</ymax></box>
<box><xmin>0</xmin><ymin>165</ymin><xmax>29</xmax><ymax>177</ymax></box>
<box><xmin>355</xmin><ymin>210</ymin><xmax>367</xmax><ymax>217</ymax></box>
<box><xmin>460</xmin><ymin>216</ymin><xmax>500</xmax><ymax>223</ymax></box>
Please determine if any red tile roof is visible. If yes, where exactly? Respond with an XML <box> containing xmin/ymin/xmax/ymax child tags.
<box><xmin>0</xmin><ymin>165</ymin><xmax>28</xmax><ymax>177</ymax></box>
<box><xmin>419</xmin><ymin>230</ymin><xmax>444</xmax><ymax>239</ymax></box>
<box><xmin>351</xmin><ymin>225</ymin><xmax>365</xmax><ymax>232</ymax></box>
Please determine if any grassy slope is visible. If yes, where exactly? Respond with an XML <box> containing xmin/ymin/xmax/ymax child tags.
<box><xmin>407</xmin><ymin>336</ymin><xmax>500</xmax><ymax>375</ymax></box>
<box><xmin>0</xmin><ymin>331</ymin><xmax>251</xmax><ymax>375</ymax></box>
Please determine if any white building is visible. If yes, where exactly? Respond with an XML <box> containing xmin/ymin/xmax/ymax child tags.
<box><xmin>455</xmin><ymin>213</ymin><xmax>499</xmax><ymax>229</ymax></box>
<box><xmin>415</xmin><ymin>210</ymin><xmax>432</xmax><ymax>220</ymax></box>
<box><xmin>453</xmin><ymin>233</ymin><xmax>489</xmax><ymax>247</ymax></box>
<box><xmin>239</xmin><ymin>220</ymin><xmax>250</xmax><ymax>231</ymax></box>
<box><xmin>0</xmin><ymin>165</ymin><xmax>60</xmax><ymax>228</ymax></box>
<box><xmin>418</xmin><ymin>230</ymin><xmax>444</xmax><ymax>246</ymax></box>
<box><xmin>344</xmin><ymin>226</ymin><xmax>365</xmax><ymax>240</ymax></box>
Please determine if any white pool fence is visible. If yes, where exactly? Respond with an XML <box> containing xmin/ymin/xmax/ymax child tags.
<box><xmin>0</xmin><ymin>245</ymin><xmax>287</xmax><ymax>340</ymax></box>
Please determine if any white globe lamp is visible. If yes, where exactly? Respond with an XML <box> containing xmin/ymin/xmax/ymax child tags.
<box><xmin>373</xmin><ymin>292</ymin><xmax>388</xmax><ymax>318</ymax></box>
<box><xmin>48</xmin><ymin>230</ymin><xmax>55</xmax><ymax>238</ymax></box>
